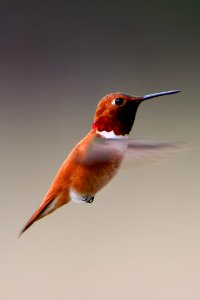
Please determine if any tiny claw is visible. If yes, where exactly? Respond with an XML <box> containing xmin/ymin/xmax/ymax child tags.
<box><xmin>87</xmin><ymin>197</ymin><xmax>94</xmax><ymax>203</ymax></box>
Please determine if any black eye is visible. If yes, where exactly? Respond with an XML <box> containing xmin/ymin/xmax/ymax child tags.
<box><xmin>115</xmin><ymin>98</ymin><xmax>124</xmax><ymax>105</ymax></box>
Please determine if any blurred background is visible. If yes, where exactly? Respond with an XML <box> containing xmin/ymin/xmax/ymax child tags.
<box><xmin>0</xmin><ymin>1</ymin><xmax>200</xmax><ymax>299</ymax></box>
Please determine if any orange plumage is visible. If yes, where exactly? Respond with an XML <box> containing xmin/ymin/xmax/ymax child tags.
<box><xmin>20</xmin><ymin>90</ymin><xmax>180</xmax><ymax>235</ymax></box>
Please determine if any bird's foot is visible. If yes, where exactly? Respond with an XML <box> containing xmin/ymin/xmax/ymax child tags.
<box><xmin>86</xmin><ymin>196</ymin><xmax>94</xmax><ymax>203</ymax></box>
<box><xmin>81</xmin><ymin>195</ymin><xmax>94</xmax><ymax>204</ymax></box>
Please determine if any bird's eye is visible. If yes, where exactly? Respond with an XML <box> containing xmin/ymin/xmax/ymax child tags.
<box><xmin>114</xmin><ymin>98</ymin><xmax>124</xmax><ymax>105</ymax></box>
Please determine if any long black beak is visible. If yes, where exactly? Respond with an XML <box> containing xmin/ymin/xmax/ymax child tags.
<box><xmin>143</xmin><ymin>90</ymin><xmax>181</xmax><ymax>100</ymax></box>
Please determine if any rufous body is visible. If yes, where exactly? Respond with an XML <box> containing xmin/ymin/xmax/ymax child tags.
<box><xmin>20</xmin><ymin>90</ymin><xmax>180</xmax><ymax>235</ymax></box>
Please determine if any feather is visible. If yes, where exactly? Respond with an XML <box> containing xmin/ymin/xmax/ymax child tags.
<box><xmin>79</xmin><ymin>136</ymin><xmax>188</xmax><ymax>167</ymax></box>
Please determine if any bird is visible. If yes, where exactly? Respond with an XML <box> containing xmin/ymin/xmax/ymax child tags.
<box><xmin>20</xmin><ymin>89</ymin><xmax>181</xmax><ymax>235</ymax></box>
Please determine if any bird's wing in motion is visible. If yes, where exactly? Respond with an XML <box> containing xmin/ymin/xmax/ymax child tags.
<box><xmin>78</xmin><ymin>136</ymin><xmax>128</xmax><ymax>165</ymax></box>
<box><xmin>122</xmin><ymin>139</ymin><xmax>187</xmax><ymax>168</ymax></box>
<box><xmin>79</xmin><ymin>136</ymin><xmax>186</xmax><ymax>167</ymax></box>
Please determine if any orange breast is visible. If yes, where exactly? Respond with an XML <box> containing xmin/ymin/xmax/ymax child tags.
<box><xmin>71</xmin><ymin>158</ymin><xmax>122</xmax><ymax>195</ymax></box>
<box><xmin>68</xmin><ymin>130</ymin><xmax>125</xmax><ymax>195</ymax></box>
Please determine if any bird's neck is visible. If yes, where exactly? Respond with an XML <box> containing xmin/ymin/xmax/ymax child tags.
<box><xmin>92</xmin><ymin>116</ymin><xmax>128</xmax><ymax>137</ymax></box>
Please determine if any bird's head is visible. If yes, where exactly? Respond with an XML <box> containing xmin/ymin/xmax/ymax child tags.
<box><xmin>92</xmin><ymin>90</ymin><xmax>180</xmax><ymax>137</ymax></box>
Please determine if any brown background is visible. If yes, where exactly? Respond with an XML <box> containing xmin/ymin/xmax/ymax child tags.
<box><xmin>1</xmin><ymin>1</ymin><xmax>200</xmax><ymax>299</ymax></box>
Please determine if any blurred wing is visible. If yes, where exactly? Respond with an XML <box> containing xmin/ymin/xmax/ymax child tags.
<box><xmin>122</xmin><ymin>139</ymin><xmax>188</xmax><ymax>168</ymax></box>
<box><xmin>78</xmin><ymin>136</ymin><xmax>128</xmax><ymax>165</ymax></box>
<box><xmin>78</xmin><ymin>136</ymin><xmax>188</xmax><ymax>167</ymax></box>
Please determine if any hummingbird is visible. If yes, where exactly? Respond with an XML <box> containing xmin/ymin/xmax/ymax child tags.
<box><xmin>20</xmin><ymin>89</ymin><xmax>181</xmax><ymax>235</ymax></box>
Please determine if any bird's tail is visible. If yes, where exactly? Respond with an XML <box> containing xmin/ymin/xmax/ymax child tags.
<box><xmin>19</xmin><ymin>192</ymin><xmax>69</xmax><ymax>236</ymax></box>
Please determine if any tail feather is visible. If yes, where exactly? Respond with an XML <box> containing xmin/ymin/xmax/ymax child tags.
<box><xmin>19</xmin><ymin>192</ymin><xmax>69</xmax><ymax>236</ymax></box>
<box><xmin>19</xmin><ymin>197</ymin><xmax>56</xmax><ymax>236</ymax></box>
